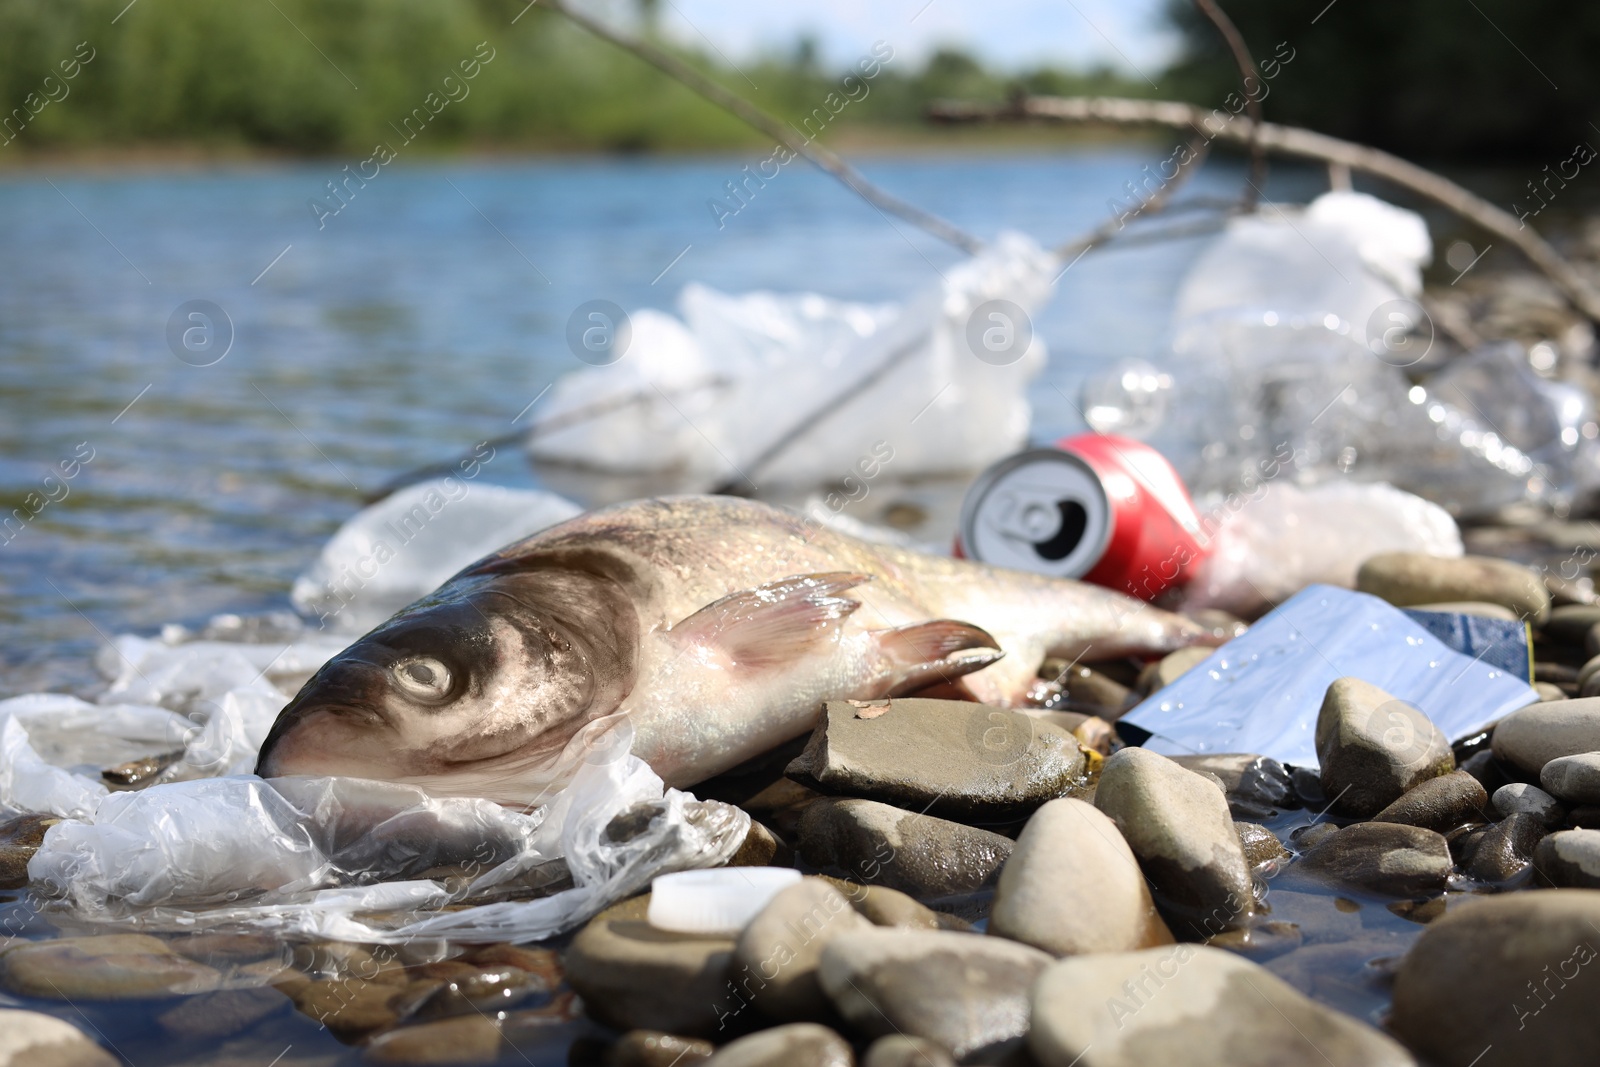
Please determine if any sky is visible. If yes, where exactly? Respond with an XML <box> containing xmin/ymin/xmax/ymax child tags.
<box><xmin>653</xmin><ymin>0</ymin><xmax>1180</xmax><ymax>76</ymax></box>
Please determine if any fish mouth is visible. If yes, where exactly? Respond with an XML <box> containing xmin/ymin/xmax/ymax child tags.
<box><xmin>256</xmin><ymin>661</ymin><xmax>394</xmax><ymax>778</ymax></box>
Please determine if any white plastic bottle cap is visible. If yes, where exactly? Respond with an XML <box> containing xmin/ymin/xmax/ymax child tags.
<box><xmin>647</xmin><ymin>867</ymin><xmax>802</xmax><ymax>936</ymax></box>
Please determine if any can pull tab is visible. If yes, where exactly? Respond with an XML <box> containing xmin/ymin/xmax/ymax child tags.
<box><xmin>985</xmin><ymin>491</ymin><xmax>1089</xmax><ymax>562</ymax></box>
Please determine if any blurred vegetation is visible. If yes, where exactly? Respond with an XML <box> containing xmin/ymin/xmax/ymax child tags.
<box><xmin>0</xmin><ymin>0</ymin><xmax>1149</xmax><ymax>156</ymax></box>
<box><xmin>1165</xmin><ymin>0</ymin><xmax>1600</xmax><ymax>159</ymax></box>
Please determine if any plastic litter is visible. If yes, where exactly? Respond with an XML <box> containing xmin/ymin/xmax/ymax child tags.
<box><xmin>647</xmin><ymin>867</ymin><xmax>801</xmax><ymax>935</ymax></box>
<box><xmin>1083</xmin><ymin>191</ymin><xmax>1589</xmax><ymax>516</ymax></box>
<box><xmin>1404</xmin><ymin>609</ymin><xmax>1532</xmax><ymax>682</ymax></box>
<box><xmin>1119</xmin><ymin>584</ymin><xmax>1539</xmax><ymax>768</ymax></box>
<box><xmin>291</xmin><ymin>478</ymin><xmax>583</xmax><ymax>632</ymax></box>
<box><xmin>27</xmin><ymin>716</ymin><xmax>750</xmax><ymax>942</ymax></box>
<box><xmin>527</xmin><ymin>232</ymin><xmax>1057</xmax><ymax>485</ymax></box>
<box><xmin>1177</xmin><ymin>481</ymin><xmax>1463</xmax><ymax>619</ymax></box>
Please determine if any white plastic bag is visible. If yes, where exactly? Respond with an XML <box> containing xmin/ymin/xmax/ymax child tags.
<box><xmin>290</xmin><ymin>479</ymin><xmax>582</xmax><ymax>632</ymax></box>
<box><xmin>528</xmin><ymin>232</ymin><xmax>1057</xmax><ymax>485</ymax></box>
<box><xmin>1179</xmin><ymin>481</ymin><xmax>1463</xmax><ymax>618</ymax></box>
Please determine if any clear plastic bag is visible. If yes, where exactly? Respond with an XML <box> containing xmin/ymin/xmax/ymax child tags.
<box><xmin>1179</xmin><ymin>481</ymin><xmax>1463</xmax><ymax>618</ymax></box>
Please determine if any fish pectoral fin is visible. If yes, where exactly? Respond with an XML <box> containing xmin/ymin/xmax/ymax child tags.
<box><xmin>873</xmin><ymin>619</ymin><xmax>1006</xmax><ymax>696</ymax></box>
<box><xmin>667</xmin><ymin>571</ymin><xmax>871</xmax><ymax>669</ymax></box>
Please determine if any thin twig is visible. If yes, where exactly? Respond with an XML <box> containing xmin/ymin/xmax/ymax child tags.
<box><xmin>540</xmin><ymin>0</ymin><xmax>983</xmax><ymax>255</ymax></box>
<box><xmin>1055</xmin><ymin>133</ymin><xmax>1213</xmax><ymax>259</ymax></box>
<box><xmin>929</xmin><ymin>95</ymin><xmax>1600</xmax><ymax>322</ymax></box>
<box><xmin>1192</xmin><ymin>0</ymin><xmax>1266</xmax><ymax>208</ymax></box>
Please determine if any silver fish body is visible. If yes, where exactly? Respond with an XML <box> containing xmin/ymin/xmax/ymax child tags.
<box><xmin>257</xmin><ymin>496</ymin><xmax>1210</xmax><ymax>804</ymax></box>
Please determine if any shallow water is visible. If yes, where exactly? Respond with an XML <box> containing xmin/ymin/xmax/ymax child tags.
<box><xmin>0</xmin><ymin>149</ymin><xmax>1560</xmax><ymax>1063</ymax></box>
<box><xmin>0</xmin><ymin>148</ymin><xmax>1350</xmax><ymax>696</ymax></box>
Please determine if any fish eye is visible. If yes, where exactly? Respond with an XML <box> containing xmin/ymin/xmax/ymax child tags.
<box><xmin>391</xmin><ymin>656</ymin><xmax>453</xmax><ymax>703</ymax></box>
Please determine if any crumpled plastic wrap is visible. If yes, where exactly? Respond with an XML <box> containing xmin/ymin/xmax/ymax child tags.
<box><xmin>26</xmin><ymin>716</ymin><xmax>750</xmax><ymax>942</ymax></box>
<box><xmin>527</xmin><ymin>232</ymin><xmax>1056</xmax><ymax>484</ymax></box>
<box><xmin>290</xmin><ymin>478</ymin><xmax>583</xmax><ymax>632</ymax></box>
<box><xmin>5</xmin><ymin>607</ymin><xmax>749</xmax><ymax>942</ymax></box>
<box><xmin>1090</xmin><ymin>191</ymin><xmax>1591</xmax><ymax>517</ymax></box>
<box><xmin>1179</xmin><ymin>481</ymin><xmax>1463</xmax><ymax>619</ymax></box>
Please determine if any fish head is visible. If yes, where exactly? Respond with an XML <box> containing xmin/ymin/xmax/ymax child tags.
<box><xmin>256</xmin><ymin>565</ymin><xmax>639</xmax><ymax>803</ymax></box>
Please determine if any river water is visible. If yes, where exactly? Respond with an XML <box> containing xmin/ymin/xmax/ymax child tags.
<box><xmin>0</xmin><ymin>148</ymin><xmax>1348</xmax><ymax>695</ymax></box>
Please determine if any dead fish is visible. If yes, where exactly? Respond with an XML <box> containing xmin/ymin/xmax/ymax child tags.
<box><xmin>256</xmin><ymin>496</ymin><xmax>1213</xmax><ymax>805</ymax></box>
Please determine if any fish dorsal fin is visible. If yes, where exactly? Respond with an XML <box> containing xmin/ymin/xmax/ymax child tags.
<box><xmin>873</xmin><ymin>619</ymin><xmax>1006</xmax><ymax>696</ymax></box>
<box><xmin>668</xmin><ymin>572</ymin><xmax>870</xmax><ymax>669</ymax></box>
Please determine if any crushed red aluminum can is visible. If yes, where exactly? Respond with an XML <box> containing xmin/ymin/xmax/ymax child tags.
<box><xmin>955</xmin><ymin>432</ymin><xmax>1210</xmax><ymax>601</ymax></box>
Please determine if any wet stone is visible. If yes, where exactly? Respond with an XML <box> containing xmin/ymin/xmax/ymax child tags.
<box><xmin>1093</xmin><ymin>748</ymin><xmax>1255</xmax><ymax>932</ymax></box>
<box><xmin>1171</xmin><ymin>753</ymin><xmax>1295</xmax><ymax>820</ymax></box>
<box><xmin>292</xmin><ymin>976</ymin><xmax>406</xmax><ymax>1036</ymax></box>
<box><xmin>1205</xmin><ymin>920</ymin><xmax>1304</xmax><ymax>962</ymax></box>
<box><xmin>1315</xmin><ymin>677</ymin><xmax>1454</xmax><ymax>817</ymax></box>
<box><xmin>608</xmin><ymin>1031</ymin><xmax>714</xmax><ymax>1067</ymax></box>
<box><xmin>1234</xmin><ymin>821</ymin><xmax>1290</xmax><ymax>868</ymax></box>
<box><xmin>786</xmin><ymin>698</ymin><xmax>1085</xmax><ymax>821</ymax></box>
<box><xmin>1356</xmin><ymin>551</ymin><xmax>1550</xmax><ymax>625</ymax></box>
<box><xmin>1463</xmin><ymin>811</ymin><xmax>1546</xmax><ymax>882</ymax></box>
<box><xmin>732</xmin><ymin>877</ymin><xmax>873</xmax><ymax>1022</ymax></box>
<box><xmin>410</xmin><ymin>966</ymin><xmax>547</xmax><ymax>1021</ymax></box>
<box><xmin>1492</xmin><ymin>781</ymin><xmax>1566</xmax><ymax>826</ymax></box>
<box><xmin>1491</xmin><ymin>697</ymin><xmax>1600</xmax><ymax>776</ymax></box>
<box><xmin>819</xmin><ymin>928</ymin><xmax>1051</xmax><ymax>1062</ymax></box>
<box><xmin>1294</xmin><ymin>822</ymin><xmax>1453</xmax><ymax>897</ymax></box>
<box><xmin>0</xmin><ymin>1008</ymin><xmax>118</xmax><ymax>1067</ymax></box>
<box><xmin>1</xmin><ymin>935</ymin><xmax>220</xmax><ymax>1000</ymax></box>
<box><xmin>1458</xmin><ymin>749</ymin><xmax>1514</xmax><ymax>794</ymax></box>
<box><xmin>989</xmin><ymin>798</ymin><xmax>1173</xmax><ymax>957</ymax></box>
<box><xmin>564</xmin><ymin>894</ymin><xmax>734</xmax><ymax>1038</ymax></box>
<box><xmin>1030</xmin><ymin>944</ymin><xmax>1416</xmax><ymax>1067</ymax></box>
<box><xmin>1370</xmin><ymin>770</ymin><xmax>1489</xmax><ymax>832</ymax></box>
<box><xmin>796</xmin><ymin>798</ymin><xmax>1012</xmax><ymax>899</ymax></box>
<box><xmin>830</xmin><ymin>881</ymin><xmax>964</xmax><ymax>931</ymax></box>
<box><xmin>1533</xmin><ymin>828</ymin><xmax>1600</xmax><ymax>888</ymax></box>
<box><xmin>727</xmin><ymin>821</ymin><xmax>789</xmax><ymax>868</ymax></box>
<box><xmin>1391</xmin><ymin>890</ymin><xmax>1600</xmax><ymax>1067</ymax></box>
<box><xmin>702</xmin><ymin>1023</ymin><xmax>853</xmax><ymax>1067</ymax></box>
<box><xmin>155</xmin><ymin>987</ymin><xmax>285</xmax><ymax>1041</ymax></box>
<box><xmin>861</xmin><ymin>1035</ymin><xmax>955</xmax><ymax>1067</ymax></box>
<box><xmin>1137</xmin><ymin>646</ymin><xmax>1212</xmax><ymax>694</ymax></box>
<box><xmin>363</xmin><ymin>1012</ymin><xmax>505</xmax><ymax>1065</ymax></box>
<box><xmin>1541</xmin><ymin>751</ymin><xmax>1600</xmax><ymax>804</ymax></box>
<box><xmin>1543</xmin><ymin>603</ymin><xmax>1600</xmax><ymax>644</ymax></box>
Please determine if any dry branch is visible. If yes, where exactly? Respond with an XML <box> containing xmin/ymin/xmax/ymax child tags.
<box><xmin>541</xmin><ymin>0</ymin><xmax>983</xmax><ymax>254</ymax></box>
<box><xmin>930</xmin><ymin>95</ymin><xmax>1600</xmax><ymax>321</ymax></box>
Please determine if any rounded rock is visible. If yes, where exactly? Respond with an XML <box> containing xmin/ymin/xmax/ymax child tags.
<box><xmin>1356</xmin><ymin>552</ymin><xmax>1549</xmax><ymax>624</ymax></box>
<box><xmin>1533</xmin><ymin>828</ymin><xmax>1600</xmax><ymax>888</ymax></box>
<box><xmin>989</xmin><ymin>798</ymin><xmax>1173</xmax><ymax>957</ymax></box>
<box><xmin>702</xmin><ymin>1023</ymin><xmax>852</xmax><ymax>1067</ymax></box>
<box><xmin>1391</xmin><ymin>890</ymin><xmax>1600</xmax><ymax>1067</ymax></box>
<box><xmin>796</xmin><ymin>798</ymin><xmax>1012</xmax><ymax>899</ymax></box>
<box><xmin>1234</xmin><ymin>821</ymin><xmax>1290</xmax><ymax>868</ymax></box>
<box><xmin>0</xmin><ymin>1009</ymin><xmax>117</xmax><ymax>1067</ymax></box>
<box><xmin>862</xmin><ymin>1035</ymin><xmax>955</xmax><ymax>1067</ymax></box>
<box><xmin>1093</xmin><ymin>748</ymin><xmax>1255</xmax><ymax>931</ymax></box>
<box><xmin>1</xmin><ymin>935</ymin><xmax>220</xmax><ymax>1000</ymax></box>
<box><xmin>563</xmin><ymin>895</ymin><xmax>735</xmax><ymax>1037</ymax></box>
<box><xmin>1315</xmin><ymin>677</ymin><xmax>1454</xmax><ymax>817</ymax></box>
<box><xmin>1462</xmin><ymin>811</ymin><xmax>1546</xmax><ymax>883</ymax></box>
<box><xmin>1492</xmin><ymin>782</ymin><xmax>1566</xmax><ymax>826</ymax></box>
<box><xmin>1370</xmin><ymin>770</ymin><xmax>1489</xmax><ymax>832</ymax></box>
<box><xmin>1540</xmin><ymin>751</ymin><xmax>1600</xmax><ymax>804</ymax></box>
<box><xmin>1294</xmin><ymin>822</ymin><xmax>1452</xmax><ymax>897</ymax></box>
<box><xmin>819</xmin><ymin>928</ymin><xmax>1051</xmax><ymax>1062</ymax></box>
<box><xmin>733</xmin><ymin>878</ymin><xmax>873</xmax><ymax>1022</ymax></box>
<box><xmin>1490</xmin><ymin>697</ymin><xmax>1600</xmax><ymax>776</ymax></box>
<box><xmin>1030</xmin><ymin>944</ymin><xmax>1415</xmax><ymax>1067</ymax></box>
<box><xmin>607</xmin><ymin>1031</ymin><xmax>714</xmax><ymax>1067</ymax></box>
